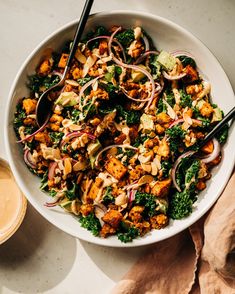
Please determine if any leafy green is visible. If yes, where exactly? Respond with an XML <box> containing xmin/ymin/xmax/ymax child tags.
<box><xmin>157</xmin><ymin>97</ymin><xmax>167</xmax><ymax>113</ymax></box>
<box><xmin>84</xmin><ymin>26</ymin><xmax>109</xmax><ymax>49</ymax></box>
<box><xmin>79</xmin><ymin>213</ymin><xmax>101</xmax><ymax>236</ymax></box>
<box><xmin>149</xmin><ymin>55</ymin><xmax>161</xmax><ymax>79</ymax></box>
<box><xmin>40</xmin><ymin>172</ymin><xmax>48</xmax><ymax>191</ymax></box>
<box><xmin>49</xmin><ymin>189</ymin><xmax>57</xmax><ymax>197</ymax></box>
<box><xmin>80</xmin><ymin>101</ymin><xmax>97</xmax><ymax>121</ymax></box>
<box><xmin>13</xmin><ymin>104</ymin><xmax>26</xmax><ymax>131</ymax></box>
<box><xmin>116</xmin><ymin>105</ymin><xmax>141</xmax><ymax>125</ymax></box>
<box><xmin>134</xmin><ymin>192</ymin><xmax>156</xmax><ymax>217</ymax></box>
<box><xmin>165</xmin><ymin>90</ymin><xmax>175</xmax><ymax>107</ymax></box>
<box><xmin>165</xmin><ymin>125</ymin><xmax>186</xmax><ymax>153</ymax></box>
<box><xmin>215</xmin><ymin>124</ymin><xmax>229</xmax><ymax>144</ymax></box>
<box><xmin>49</xmin><ymin>132</ymin><xmax>63</xmax><ymax>147</ymax></box>
<box><xmin>115</xmin><ymin>66</ymin><xmax>122</xmax><ymax>75</ymax></box>
<box><xmin>100</xmin><ymin>82</ymin><xmax>119</xmax><ymax>100</ymax></box>
<box><xmin>65</xmin><ymin>182</ymin><xmax>79</xmax><ymax>200</ymax></box>
<box><xmin>185</xmin><ymin>160</ymin><xmax>200</xmax><ymax>186</ymax></box>
<box><xmin>71</xmin><ymin>109</ymin><xmax>81</xmax><ymax>123</ymax></box>
<box><xmin>178</xmin><ymin>55</ymin><xmax>197</xmax><ymax>69</ymax></box>
<box><xmin>28</xmin><ymin>74</ymin><xmax>60</xmax><ymax>93</ymax></box>
<box><xmin>77</xmin><ymin>77</ymin><xmax>93</xmax><ymax>86</ymax></box>
<box><xmin>161</xmin><ymin>161</ymin><xmax>172</xmax><ymax>179</ymax></box>
<box><xmin>102</xmin><ymin>186</ymin><xmax>115</xmax><ymax>205</ymax></box>
<box><xmin>133</xmin><ymin>135</ymin><xmax>148</xmax><ymax>147</ymax></box>
<box><xmin>98</xmin><ymin>104</ymin><xmax>140</xmax><ymax>125</ymax></box>
<box><xmin>117</xmin><ymin>222</ymin><xmax>140</xmax><ymax>243</ymax></box>
<box><xmin>169</xmin><ymin>190</ymin><xmax>194</xmax><ymax>219</ymax></box>
<box><xmin>179</xmin><ymin>90</ymin><xmax>192</xmax><ymax>108</ymax></box>
<box><xmin>24</xmin><ymin>126</ymin><xmax>35</xmax><ymax>135</ymax></box>
<box><xmin>115</xmin><ymin>29</ymin><xmax>135</xmax><ymax>47</ymax></box>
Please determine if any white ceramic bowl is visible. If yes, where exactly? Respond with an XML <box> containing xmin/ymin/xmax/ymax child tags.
<box><xmin>5</xmin><ymin>11</ymin><xmax>235</xmax><ymax>247</ymax></box>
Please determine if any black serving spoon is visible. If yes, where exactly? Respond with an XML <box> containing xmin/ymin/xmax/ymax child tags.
<box><xmin>36</xmin><ymin>0</ymin><xmax>94</xmax><ymax>127</ymax></box>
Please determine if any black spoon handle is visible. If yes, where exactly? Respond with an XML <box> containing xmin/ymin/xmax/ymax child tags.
<box><xmin>65</xmin><ymin>0</ymin><xmax>94</xmax><ymax>70</ymax></box>
<box><xmin>197</xmin><ymin>106</ymin><xmax>235</xmax><ymax>149</ymax></box>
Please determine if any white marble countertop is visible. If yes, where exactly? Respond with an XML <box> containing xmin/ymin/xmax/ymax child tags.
<box><xmin>0</xmin><ymin>1</ymin><xmax>234</xmax><ymax>293</ymax></box>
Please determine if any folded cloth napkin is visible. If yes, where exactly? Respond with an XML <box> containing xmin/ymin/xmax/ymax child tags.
<box><xmin>112</xmin><ymin>172</ymin><xmax>235</xmax><ymax>294</ymax></box>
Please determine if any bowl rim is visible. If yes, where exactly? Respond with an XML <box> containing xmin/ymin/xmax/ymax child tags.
<box><xmin>4</xmin><ymin>10</ymin><xmax>235</xmax><ymax>247</ymax></box>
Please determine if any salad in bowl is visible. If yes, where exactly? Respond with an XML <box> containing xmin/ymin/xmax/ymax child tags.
<box><xmin>13</xmin><ymin>24</ymin><xmax>228</xmax><ymax>243</ymax></box>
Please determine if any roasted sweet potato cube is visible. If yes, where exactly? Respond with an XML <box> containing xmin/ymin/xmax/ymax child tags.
<box><xmin>196</xmin><ymin>180</ymin><xmax>206</xmax><ymax>191</ymax></box>
<box><xmin>100</xmin><ymin>223</ymin><xmax>116</xmax><ymax>238</ymax></box>
<box><xmin>38</xmin><ymin>59</ymin><xmax>51</xmax><ymax>75</ymax></box>
<box><xmin>183</xmin><ymin>65</ymin><xmax>199</xmax><ymax>83</ymax></box>
<box><xmin>87</xmin><ymin>182</ymin><xmax>100</xmax><ymax>200</ymax></box>
<box><xmin>58</xmin><ymin>53</ymin><xmax>69</xmax><ymax>68</ymax></box>
<box><xmin>201</xmin><ymin>140</ymin><xmax>214</xmax><ymax>154</ymax></box>
<box><xmin>150</xmin><ymin>214</ymin><xmax>168</xmax><ymax>229</ymax></box>
<box><xmin>22</xmin><ymin>98</ymin><xmax>37</xmax><ymax>114</ymax></box>
<box><xmin>199</xmin><ymin>102</ymin><xmax>214</xmax><ymax>118</ymax></box>
<box><xmin>105</xmin><ymin>157</ymin><xmax>127</xmax><ymax>180</ymax></box>
<box><xmin>151</xmin><ymin>178</ymin><xmax>171</xmax><ymax>197</ymax></box>
<box><xmin>102</xmin><ymin>209</ymin><xmax>123</xmax><ymax>228</ymax></box>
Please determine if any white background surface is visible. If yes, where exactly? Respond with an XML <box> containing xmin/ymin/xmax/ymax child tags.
<box><xmin>0</xmin><ymin>1</ymin><xmax>234</xmax><ymax>293</ymax></box>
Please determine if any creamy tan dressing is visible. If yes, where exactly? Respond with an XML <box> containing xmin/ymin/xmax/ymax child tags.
<box><xmin>0</xmin><ymin>162</ymin><xmax>22</xmax><ymax>234</ymax></box>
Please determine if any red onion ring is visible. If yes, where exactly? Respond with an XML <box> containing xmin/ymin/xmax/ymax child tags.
<box><xmin>170</xmin><ymin>50</ymin><xmax>194</xmax><ymax>58</ymax></box>
<box><xmin>121</xmin><ymin>87</ymin><xmax>152</xmax><ymax>102</ymax></box>
<box><xmin>78</xmin><ymin>75</ymin><xmax>104</xmax><ymax>103</ymax></box>
<box><xmin>17</xmin><ymin>119</ymin><xmax>48</xmax><ymax>143</ymax></box>
<box><xmin>201</xmin><ymin>138</ymin><xmax>220</xmax><ymax>164</ymax></box>
<box><xmin>142</xmin><ymin>35</ymin><xmax>150</xmax><ymax>51</ymax></box>
<box><xmin>171</xmin><ymin>150</ymin><xmax>196</xmax><ymax>192</ymax></box>
<box><xmin>135</xmin><ymin>50</ymin><xmax>160</xmax><ymax>64</ymax></box>
<box><xmin>95</xmin><ymin>144</ymin><xmax>138</xmax><ymax>167</ymax></box>
<box><xmin>162</xmin><ymin>71</ymin><xmax>186</xmax><ymax>80</ymax></box>
<box><xmin>60</xmin><ymin>131</ymin><xmax>96</xmax><ymax>147</ymax></box>
<box><xmin>44</xmin><ymin>196</ymin><xmax>60</xmax><ymax>207</ymax></box>
<box><xmin>169</xmin><ymin>118</ymin><xmax>202</xmax><ymax>128</ymax></box>
<box><xmin>129</xmin><ymin>189</ymin><xmax>137</xmax><ymax>202</ymax></box>
<box><xmin>23</xmin><ymin>149</ymin><xmax>37</xmax><ymax>169</ymax></box>
<box><xmin>86</xmin><ymin>36</ymin><xmax>127</xmax><ymax>63</ymax></box>
<box><xmin>108</xmin><ymin>27</ymin><xmax>156</xmax><ymax>108</ymax></box>
<box><xmin>48</xmin><ymin>162</ymin><xmax>58</xmax><ymax>180</ymax></box>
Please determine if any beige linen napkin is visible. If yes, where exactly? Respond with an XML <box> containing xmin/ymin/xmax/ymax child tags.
<box><xmin>112</xmin><ymin>172</ymin><xmax>235</xmax><ymax>294</ymax></box>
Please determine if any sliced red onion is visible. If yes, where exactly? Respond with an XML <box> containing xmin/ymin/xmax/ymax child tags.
<box><xmin>78</xmin><ymin>75</ymin><xmax>104</xmax><ymax>103</ymax></box>
<box><xmin>135</xmin><ymin>50</ymin><xmax>160</xmax><ymax>64</ymax></box>
<box><xmin>95</xmin><ymin>144</ymin><xmax>138</xmax><ymax>167</ymax></box>
<box><xmin>17</xmin><ymin>119</ymin><xmax>48</xmax><ymax>143</ymax></box>
<box><xmin>94</xmin><ymin>202</ymin><xmax>107</xmax><ymax>226</ymax></box>
<box><xmin>129</xmin><ymin>189</ymin><xmax>137</xmax><ymax>202</ymax></box>
<box><xmin>201</xmin><ymin>138</ymin><xmax>220</xmax><ymax>164</ymax></box>
<box><xmin>60</xmin><ymin>130</ymin><xmax>96</xmax><ymax>147</ymax></box>
<box><xmin>123</xmin><ymin>180</ymin><xmax>138</xmax><ymax>191</ymax></box>
<box><xmin>23</xmin><ymin>149</ymin><xmax>37</xmax><ymax>169</ymax></box>
<box><xmin>169</xmin><ymin>118</ymin><xmax>202</xmax><ymax>128</ymax></box>
<box><xmin>44</xmin><ymin>196</ymin><xmax>60</xmax><ymax>207</ymax></box>
<box><xmin>121</xmin><ymin>87</ymin><xmax>152</xmax><ymax>102</ymax></box>
<box><xmin>108</xmin><ymin>27</ymin><xmax>155</xmax><ymax>108</ymax></box>
<box><xmin>155</xmin><ymin>81</ymin><xmax>163</xmax><ymax>94</ymax></box>
<box><xmin>162</xmin><ymin>71</ymin><xmax>186</xmax><ymax>80</ymax></box>
<box><xmin>171</xmin><ymin>150</ymin><xmax>196</xmax><ymax>192</ymax></box>
<box><xmin>66</xmin><ymin>130</ymin><xmax>96</xmax><ymax>140</ymax></box>
<box><xmin>48</xmin><ymin>162</ymin><xmax>58</xmax><ymax>180</ymax></box>
<box><xmin>142</xmin><ymin>35</ymin><xmax>150</xmax><ymax>51</ymax></box>
<box><xmin>170</xmin><ymin>50</ymin><xmax>194</xmax><ymax>58</ymax></box>
<box><xmin>86</xmin><ymin>36</ymin><xmax>127</xmax><ymax>63</ymax></box>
